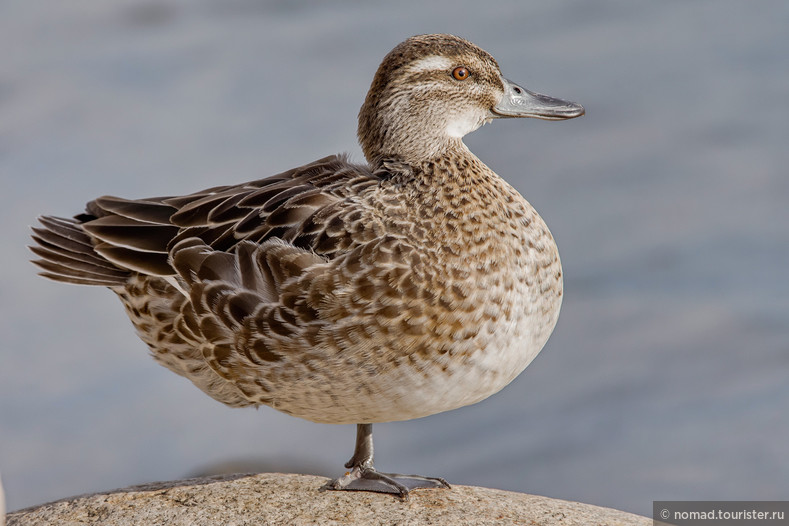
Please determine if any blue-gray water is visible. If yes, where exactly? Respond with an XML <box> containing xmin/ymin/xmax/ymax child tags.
<box><xmin>1</xmin><ymin>1</ymin><xmax>787</xmax><ymax>517</ymax></box>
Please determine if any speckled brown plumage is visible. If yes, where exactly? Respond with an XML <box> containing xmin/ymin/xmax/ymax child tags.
<box><xmin>31</xmin><ymin>33</ymin><xmax>583</xmax><ymax>494</ymax></box>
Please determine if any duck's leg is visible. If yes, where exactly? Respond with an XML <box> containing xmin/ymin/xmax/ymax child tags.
<box><xmin>328</xmin><ymin>423</ymin><xmax>450</xmax><ymax>499</ymax></box>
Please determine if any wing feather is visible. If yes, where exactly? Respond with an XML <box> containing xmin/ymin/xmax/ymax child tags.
<box><xmin>31</xmin><ymin>152</ymin><xmax>381</xmax><ymax>294</ymax></box>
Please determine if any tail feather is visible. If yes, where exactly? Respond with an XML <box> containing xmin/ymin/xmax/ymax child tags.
<box><xmin>30</xmin><ymin>244</ymin><xmax>129</xmax><ymax>280</ymax></box>
<box><xmin>37</xmin><ymin>216</ymin><xmax>94</xmax><ymax>247</ymax></box>
<box><xmin>30</xmin><ymin>216</ymin><xmax>131</xmax><ymax>286</ymax></box>
<box><xmin>31</xmin><ymin>223</ymin><xmax>92</xmax><ymax>254</ymax></box>
<box><xmin>35</xmin><ymin>268</ymin><xmax>126</xmax><ymax>287</ymax></box>
<box><xmin>94</xmin><ymin>242</ymin><xmax>173</xmax><ymax>276</ymax></box>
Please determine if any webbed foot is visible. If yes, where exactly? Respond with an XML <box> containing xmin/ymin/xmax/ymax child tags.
<box><xmin>329</xmin><ymin>465</ymin><xmax>449</xmax><ymax>499</ymax></box>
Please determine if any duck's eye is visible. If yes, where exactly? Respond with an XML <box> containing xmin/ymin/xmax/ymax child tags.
<box><xmin>452</xmin><ymin>66</ymin><xmax>470</xmax><ymax>81</ymax></box>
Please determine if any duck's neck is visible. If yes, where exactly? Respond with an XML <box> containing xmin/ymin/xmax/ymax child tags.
<box><xmin>374</xmin><ymin>144</ymin><xmax>533</xmax><ymax>270</ymax></box>
<box><xmin>380</xmin><ymin>141</ymin><xmax>526</xmax><ymax>225</ymax></box>
<box><xmin>370</xmin><ymin>138</ymin><xmax>475</xmax><ymax>172</ymax></box>
<box><xmin>388</xmin><ymin>141</ymin><xmax>499</xmax><ymax>187</ymax></box>
<box><xmin>364</xmin><ymin>137</ymin><xmax>468</xmax><ymax>169</ymax></box>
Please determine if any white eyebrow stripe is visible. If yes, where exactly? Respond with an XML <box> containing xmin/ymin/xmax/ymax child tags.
<box><xmin>408</xmin><ymin>55</ymin><xmax>454</xmax><ymax>73</ymax></box>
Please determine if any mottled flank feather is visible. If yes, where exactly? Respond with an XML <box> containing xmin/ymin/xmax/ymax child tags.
<box><xmin>30</xmin><ymin>34</ymin><xmax>579</xmax><ymax>426</ymax></box>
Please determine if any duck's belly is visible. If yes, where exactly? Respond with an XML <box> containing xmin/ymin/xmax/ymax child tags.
<box><xmin>123</xmin><ymin>231</ymin><xmax>562</xmax><ymax>424</ymax></box>
<box><xmin>267</xmin><ymin>254</ymin><xmax>563</xmax><ymax>425</ymax></box>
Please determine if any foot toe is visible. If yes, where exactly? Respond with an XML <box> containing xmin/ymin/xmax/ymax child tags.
<box><xmin>328</xmin><ymin>467</ymin><xmax>449</xmax><ymax>499</ymax></box>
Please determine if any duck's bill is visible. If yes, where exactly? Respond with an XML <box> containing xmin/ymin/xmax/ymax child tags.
<box><xmin>491</xmin><ymin>78</ymin><xmax>585</xmax><ymax>120</ymax></box>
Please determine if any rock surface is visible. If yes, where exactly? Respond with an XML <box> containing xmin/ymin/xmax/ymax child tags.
<box><xmin>1</xmin><ymin>473</ymin><xmax>5</xmax><ymax>526</ymax></box>
<box><xmin>7</xmin><ymin>473</ymin><xmax>650</xmax><ymax>526</ymax></box>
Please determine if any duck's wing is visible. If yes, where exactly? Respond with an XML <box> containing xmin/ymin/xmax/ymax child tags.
<box><xmin>78</xmin><ymin>154</ymin><xmax>381</xmax><ymax>276</ymax></box>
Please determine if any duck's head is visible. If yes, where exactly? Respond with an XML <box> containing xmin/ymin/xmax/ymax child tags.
<box><xmin>358</xmin><ymin>34</ymin><xmax>584</xmax><ymax>166</ymax></box>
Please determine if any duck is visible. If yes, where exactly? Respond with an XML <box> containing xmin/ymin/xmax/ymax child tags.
<box><xmin>30</xmin><ymin>33</ymin><xmax>584</xmax><ymax>498</ymax></box>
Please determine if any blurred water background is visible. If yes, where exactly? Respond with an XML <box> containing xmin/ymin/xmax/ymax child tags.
<box><xmin>1</xmin><ymin>1</ymin><xmax>787</xmax><ymax>517</ymax></box>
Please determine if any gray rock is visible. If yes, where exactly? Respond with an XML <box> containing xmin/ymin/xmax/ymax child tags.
<box><xmin>7</xmin><ymin>473</ymin><xmax>650</xmax><ymax>526</ymax></box>
<box><xmin>1</xmin><ymin>473</ymin><xmax>5</xmax><ymax>526</ymax></box>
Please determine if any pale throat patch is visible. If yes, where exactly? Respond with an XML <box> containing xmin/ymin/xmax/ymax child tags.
<box><xmin>446</xmin><ymin>112</ymin><xmax>484</xmax><ymax>138</ymax></box>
